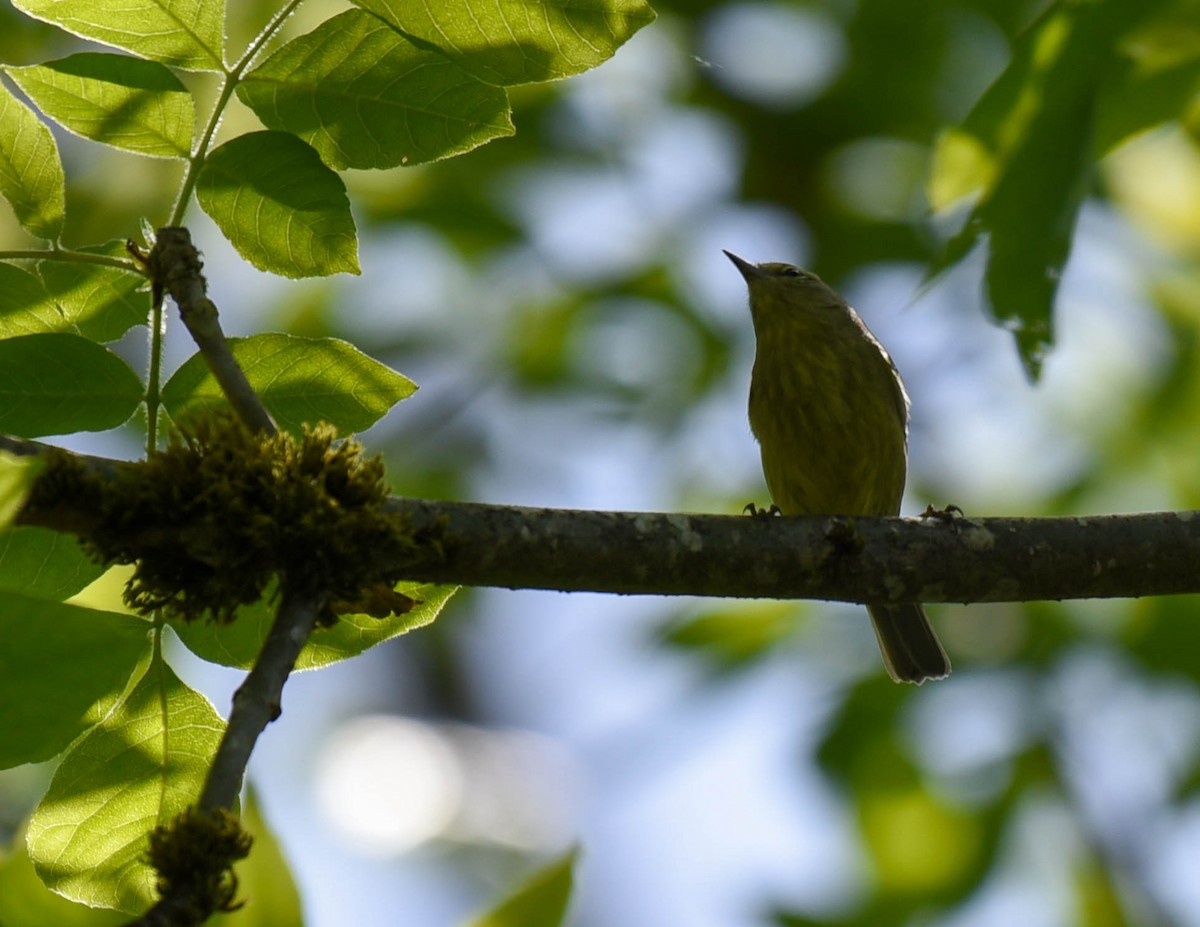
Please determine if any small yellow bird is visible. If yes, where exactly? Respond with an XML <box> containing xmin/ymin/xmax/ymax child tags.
<box><xmin>726</xmin><ymin>251</ymin><xmax>950</xmax><ymax>684</ymax></box>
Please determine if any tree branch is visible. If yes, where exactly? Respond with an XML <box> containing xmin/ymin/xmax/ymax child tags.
<box><xmin>123</xmin><ymin>585</ymin><xmax>326</xmax><ymax>927</ymax></box>
<box><xmin>136</xmin><ymin>228</ymin><xmax>277</xmax><ymax>435</ymax></box>
<box><xmin>380</xmin><ymin>498</ymin><xmax>1200</xmax><ymax>604</ymax></box>
<box><xmin>5</xmin><ymin>434</ymin><xmax>1199</xmax><ymax>605</ymax></box>
<box><xmin>200</xmin><ymin>585</ymin><xmax>327</xmax><ymax>811</ymax></box>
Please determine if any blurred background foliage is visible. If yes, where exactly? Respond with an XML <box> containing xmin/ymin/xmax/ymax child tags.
<box><xmin>7</xmin><ymin>0</ymin><xmax>1200</xmax><ymax>925</ymax></box>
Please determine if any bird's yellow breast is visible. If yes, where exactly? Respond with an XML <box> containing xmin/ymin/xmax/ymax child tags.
<box><xmin>747</xmin><ymin>295</ymin><xmax>909</xmax><ymax>517</ymax></box>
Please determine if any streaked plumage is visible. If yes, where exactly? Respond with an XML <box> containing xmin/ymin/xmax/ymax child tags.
<box><xmin>727</xmin><ymin>251</ymin><xmax>950</xmax><ymax>684</ymax></box>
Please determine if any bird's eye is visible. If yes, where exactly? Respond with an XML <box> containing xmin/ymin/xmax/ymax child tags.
<box><xmin>782</xmin><ymin>267</ymin><xmax>803</xmax><ymax>277</ymax></box>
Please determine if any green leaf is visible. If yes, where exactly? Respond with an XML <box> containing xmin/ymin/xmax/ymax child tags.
<box><xmin>0</xmin><ymin>262</ymin><xmax>60</xmax><ymax>337</ymax></box>
<box><xmin>356</xmin><ymin>0</ymin><xmax>657</xmax><ymax>85</ymax></box>
<box><xmin>1097</xmin><ymin>55</ymin><xmax>1200</xmax><ymax>152</ymax></box>
<box><xmin>859</xmin><ymin>787</ymin><xmax>984</xmax><ymax>899</ymax></box>
<box><xmin>0</xmin><ymin>833</ymin><xmax>126</xmax><ymax>927</ymax></box>
<box><xmin>0</xmin><ymin>333</ymin><xmax>144</xmax><ymax>437</ymax></box>
<box><xmin>465</xmin><ymin>848</ymin><xmax>578</xmax><ymax>927</ymax></box>
<box><xmin>196</xmin><ymin>131</ymin><xmax>360</xmax><ymax>278</ymax></box>
<box><xmin>172</xmin><ymin>581</ymin><xmax>458</xmax><ymax>669</ymax></box>
<box><xmin>27</xmin><ymin>662</ymin><xmax>225</xmax><ymax>914</ymax></box>
<box><xmin>1118</xmin><ymin>0</ymin><xmax>1200</xmax><ymax>105</ymax></box>
<box><xmin>0</xmin><ymin>526</ymin><xmax>105</xmax><ymax>600</ymax></box>
<box><xmin>0</xmin><ymin>450</ymin><xmax>43</xmax><ymax>530</ymax></box>
<box><xmin>12</xmin><ymin>0</ymin><xmax>225</xmax><ymax>72</ymax></box>
<box><xmin>0</xmin><ymin>593</ymin><xmax>149</xmax><ymax>768</ymax></box>
<box><xmin>816</xmin><ymin>678</ymin><xmax>911</xmax><ymax>784</ymax></box>
<box><xmin>5</xmin><ymin>54</ymin><xmax>195</xmax><ymax>158</ymax></box>
<box><xmin>0</xmin><ymin>81</ymin><xmax>65</xmax><ymax>241</ymax></box>
<box><xmin>928</xmin><ymin>0</ymin><xmax>1170</xmax><ymax>378</ymax></box>
<box><xmin>1</xmin><ymin>248</ymin><xmax>147</xmax><ymax>343</ymax></box>
<box><xmin>660</xmin><ymin>603</ymin><xmax>800</xmax><ymax>673</ymax></box>
<box><xmin>239</xmin><ymin>9</ymin><xmax>514</xmax><ymax>170</ymax></box>
<box><xmin>39</xmin><ymin>248</ymin><xmax>149</xmax><ymax>342</ymax></box>
<box><xmin>1128</xmin><ymin>594</ymin><xmax>1200</xmax><ymax>678</ymax></box>
<box><xmin>161</xmin><ymin>333</ymin><xmax>416</xmax><ymax>434</ymax></box>
<box><xmin>304</xmin><ymin>583</ymin><xmax>458</xmax><ymax>667</ymax></box>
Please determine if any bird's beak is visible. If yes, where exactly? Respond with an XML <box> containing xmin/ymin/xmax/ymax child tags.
<box><xmin>723</xmin><ymin>250</ymin><xmax>762</xmax><ymax>281</ymax></box>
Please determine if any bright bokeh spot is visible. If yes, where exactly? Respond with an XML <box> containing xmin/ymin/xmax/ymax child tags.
<box><xmin>928</xmin><ymin>128</ymin><xmax>996</xmax><ymax>210</ymax></box>
<box><xmin>699</xmin><ymin>2</ymin><xmax>845</xmax><ymax>108</ymax></box>
<box><xmin>314</xmin><ymin>715</ymin><xmax>579</xmax><ymax>858</ymax></box>
<box><xmin>1106</xmin><ymin>125</ymin><xmax>1200</xmax><ymax>255</ymax></box>
<box><xmin>825</xmin><ymin>137</ymin><xmax>931</xmax><ymax>221</ymax></box>
<box><xmin>314</xmin><ymin>716</ymin><xmax>463</xmax><ymax>856</ymax></box>
<box><xmin>861</xmin><ymin>790</ymin><xmax>980</xmax><ymax>892</ymax></box>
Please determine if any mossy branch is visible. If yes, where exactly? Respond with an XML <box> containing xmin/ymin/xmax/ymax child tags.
<box><xmin>6</xmin><ymin>432</ymin><xmax>1200</xmax><ymax>605</ymax></box>
<box><xmin>8</xmin><ymin>422</ymin><xmax>1197</xmax><ymax>927</ymax></box>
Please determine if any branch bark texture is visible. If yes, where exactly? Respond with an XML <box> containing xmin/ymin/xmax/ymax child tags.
<box><xmin>6</xmin><ymin>434</ymin><xmax>1198</xmax><ymax>606</ymax></box>
<box><xmin>147</xmin><ymin>228</ymin><xmax>277</xmax><ymax>435</ymax></box>
<box><xmin>382</xmin><ymin>498</ymin><xmax>1200</xmax><ymax>604</ymax></box>
<box><xmin>200</xmin><ymin>585</ymin><xmax>326</xmax><ymax>811</ymax></box>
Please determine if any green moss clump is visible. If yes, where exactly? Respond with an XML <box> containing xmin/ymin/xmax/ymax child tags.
<box><xmin>48</xmin><ymin>414</ymin><xmax>421</xmax><ymax>623</ymax></box>
<box><xmin>146</xmin><ymin>806</ymin><xmax>252</xmax><ymax>917</ymax></box>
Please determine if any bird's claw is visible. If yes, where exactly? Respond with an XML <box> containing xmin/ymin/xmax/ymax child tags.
<box><xmin>922</xmin><ymin>503</ymin><xmax>964</xmax><ymax>522</ymax></box>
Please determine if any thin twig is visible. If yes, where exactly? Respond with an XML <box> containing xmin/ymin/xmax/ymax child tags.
<box><xmin>0</xmin><ymin>248</ymin><xmax>141</xmax><ymax>272</ymax></box>
<box><xmin>120</xmin><ymin>589</ymin><xmax>326</xmax><ymax>927</ymax></box>
<box><xmin>200</xmin><ymin>585</ymin><xmax>327</xmax><ymax>810</ymax></box>
<box><xmin>166</xmin><ymin>0</ymin><xmax>305</xmax><ymax>225</ymax></box>
<box><xmin>136</xmin><ymin>228</ymin><xmax>277</xmax><ymax>435</ymax></box>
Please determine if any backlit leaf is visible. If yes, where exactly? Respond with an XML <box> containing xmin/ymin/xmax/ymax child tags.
<box><xmin>12</xmin><ymin>0</ymin><xmax>225</xmax><ymax>72</ymax></box>
<box><xmin>0</xmin><ymin>333</ymin><xmax>143</xmax><ymax>437</ymax></box>
<box><xmin>239</xmin><ymin>9</ymin><xmax>513</xmax><ymax>170</ymax></box>
<box><xmin>6</xmin><ymin>54</ymin><xmax>194</xmax><ymax>158</ymax></box>
<box><xmin>929</xmin><ymin>0</ymin><xmax>1170</xmax><ymax>378</ymax></box>
<box><xmin>196</xmin><ymin>131</ymin><xmax>359</xmax><ymax>278</ymax></box>
<box><xmin>27</xmin><ymin>663</ymin><xmax>224</xmax><ymax>913</ymax></box>
<box><xmin>0</xmin><ymin>82</ymin><xmax>65</xmax><ymax>241</ymax></box>
<box><xmin>172</xmin><ymin>581</ymin><xmax>458</xmax><ymax>669</ymax></box>
<box><xmin>356</xmin><ymin>0</ymin><xmax>656</xmax><ymax>85</ymax></box>
<box><xmin>161</xmin><ymin>333</ymin><xmax>415</xmax><ymax>434</ymax></box>
<box><xmin>0</xmin><ymin>594</ymin><xmax>148</xmax><ymax>768</ymax></box>
<box><xmin>466</xmin><ymin>848</ymin><xmax>578</xmax><ymax>927</ymax></box>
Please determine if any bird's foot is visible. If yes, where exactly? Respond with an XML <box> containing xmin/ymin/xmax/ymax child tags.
<box><xmin>922</xmin><ymin>503</ymin><xmax>964</xmax><ymax>521</ymax></box>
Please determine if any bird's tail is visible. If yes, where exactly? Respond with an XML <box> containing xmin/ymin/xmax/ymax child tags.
<box><xmin>866</xmin><ymin>603</ymin><xmax>951</xmax><ymax>684</ymax></box>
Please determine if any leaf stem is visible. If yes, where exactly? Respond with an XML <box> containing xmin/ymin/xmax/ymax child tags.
<box><xmin>166</xmin><ymin>0</ymin><xmax>307</xmax><ymax>227</ymax></box>
<box><xmin>0</xmin><ymin>248</ymin><xmax>140</xmax><ymax>272</ymax></box>
<box><xmin>157</xmin><ymin>1</ymin><xmax>307</xmax><ymax>445</ymax></box>
<box><xmin>145</xmin><ymin>286</ymin><xmax>166</xmax><ymax>450</ymax></box>
<box><xmin>151</xmin><ymin>617</ymin><xmax>171</xmax><ymax>821</ymax></box>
